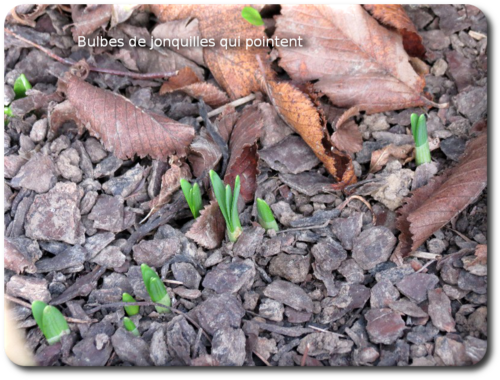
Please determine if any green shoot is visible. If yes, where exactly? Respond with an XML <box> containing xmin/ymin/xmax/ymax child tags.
<box><xmin>410</xmin><ymin>113</ymin><xmax>431</xmax><ymax>166</ymax></box>
<box><xmin>209</xmin><ymin>170</ymin><xmax>242</xmax><ymax>242</ymax></box>
<box><xmin>141</xmin><ymin>263</ymin><xmax>171</xmax><ymax>313</ymax></box>
<box><xmin>180</xmin><ymin>179</ymin><xmax>202</xmax><ymax>218</ymax></box>
<box><xmin>4</xmin><ymin>106</ymin><xmax>12</xmax><ymax>126</ymax></box>
<box><xmin>256</xmin><ymin>198</ymin><xmax>279</xmax><ymax>231</ymax></box>
<box><xmin>32</xmin><ymin>301</ymin><xmax>70</xmax><ymax>345</ymax></box>
<box><xmin>13</xmin><ymin>73</ymin><xmax>32</xmax><ymax>99</ymax></box>
<box><xmin>123</xmin><ymin>317</ymin><xmax>140</xmax><ymax>336</ymax></box>
<box><xmin>122</xmin><ymin>293</ymin><xmax>139</xmax><ymax>316</ymax></box>
<box><xmin>241</xmin><ymin>6</ymin><xmax>264</xmax><ymax>26</ymax></box>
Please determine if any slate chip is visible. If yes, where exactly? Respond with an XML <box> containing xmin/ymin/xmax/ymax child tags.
<box><xmin>427</xmin><ymin>288</ymin><xmax>456</xmax><ymax>332</ymax></box>
<box><xmin>25</xmin><ymin>182</ymin><xmax>85</xmax><ymax>245</ymax></box>
<box><xmin>269</xmin><ymin>253</ymin><xmax>310</xmax><ymax>283</ymax></box>
<box><xmin>365</xmin><ymin>308</ymin><xmax>406</xmax><ymax>345</ymax></box>
<box><xmin>111</xmin><ymin>328</ymin><xmax>152</xmax><ymax>366</ymax></box>
<box><xmin>172</xmin><ymin>262</ymin><xmax>201</xmax><ymax>289</ymax></box>
<box><xmin>132</xmin><ymin>238</ymin><xmax>180</xmax><ymax>267</ymax></box>
<box><xmin>263</xmin><ymin>280</ymin><xmax>313</xmax><ymax>313</ymax></box>
<box><xmin>88</xmin><ymin>194</ymin><xmax>124</xmax><ymax>233</ymax></box>
<box><xmin>11</xmin><ymin>153</ymin><xmax>57</xmax><ymax>193</ymax></box>
<box><xmin>211</xmin><ymin>328</ymin><xmax>246</xmax><ymax>366</ymax></box>
<box><xmin>193</xmin><ymin>293</ymin><xmax>245</xmax><ymax>335</ymax></box>
<box><xmin>202</xmin><ymin>259</ymin><xmax>255</xmax><ymax>294</ymax></box>
<box><xmin>352</xmin><ymin>227</ymin><xmax>396</xmax><ymax>270</ymax></box>
<box><xmin>36</xmin><ymin>245</ymin><xmax>88</xmax><ymax>273</ymax></box>
<box><xmin>396</xmin><ymin>273</ymin><xmax>439</xmax><ymax>303</ymax></box>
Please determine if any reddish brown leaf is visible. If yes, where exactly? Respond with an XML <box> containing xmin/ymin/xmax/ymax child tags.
<box><xmin>159</xmin><ymin>67</ymin><xmax>202</xmax><ymax>93</ymax></box>
<box><xmin>149</xmin><ymin>4</ymin><xmax>273</xmax><ymax>99</ymax></box>
<box><xmin>275</xmin><ymin>4</ymin><xmax>426</xmax><ymax>114</ymax></box>
<box><xmin>331</xmin><ymin>120</ymin><xmax>363</xmax><ymax>154</ymax></box>
<box><xmin>215</xmin><ymin>106</ymin><xmax>239</xmax><ymax>143</ymax></box>
<box><xmin>224</xmin><ymin>105</ymin><xmax>264</xmax><ymax>202</ymax></box>
<box><xmin>71</xmin><ymin>4</ymin><xmax>113</xmax><ymax>40</ymax></box>
<box><xmin>363</xmin><ymin>4</ymin><xmax>426</xmax><ymax>58</ymax></box>
<box><xmin>369</xmin><ymin>144</ymin><xmax>415</xmax><ymax>173</ymax></box>
<box><xmin>468</xmin><ymin>244</ymin><xmax>487</xmax><ymax>267</ymax></box>
<box><xmin>55</xmin><ymin>70</ymin><xmax>195</xmax><ymax>162</ymax></box>
<box><xmin>188</xmin><ymin>130</ymin><xmax>222</xmax><ymax>179</ymax></box>
<box><xmin>186</xmin><ymin>201</ymin><xmax>225</xmax><ymax>249</ymax></box>
<box><xmin>395</xmin><ymin>133</ymin><xmax>487</xmax><ymax>258</ymax></box>
<box><xmin>150</xmin><ymin>158</ymin><xmax>192</xmax><ymax>212</ymax></box>
<box><xmin>260</xmin><ymin>76</ymin><xmax>356</xmax><ymax>189</ymax></box>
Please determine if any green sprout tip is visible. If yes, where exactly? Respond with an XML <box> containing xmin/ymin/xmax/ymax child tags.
<box><xmin>13</xmin><ymin>73</ymin><xmax>32</xmax><ymax>99</ymax></box>
<box><xmin>410</xmin><ymin>113</ymin><xmax>431</xmax><ymax>166</ymax></box>
<box><xmin>32</xmin><ymin>301</ymin><xmax>70</xmax><ymax>345</ymax></box>
<box><xmin>122</xmin><ymin>293</ymin><xmax>139</xmax><ymax>316</ymax></box>
<box><xmin>123</xmin><ymin>317</ymin><xmax>140</xmax><ymax>336</ymax></box>
<box><xmin>256</xmin><ymin>198</ymin><xmax>279</xmax><ymax>231</ymax></box>
<box><xmin>209</xmin><ymin>170</ymin><xmax>242</xmax><ymax>242</ymax></box>
<box><xmin>141</xmin><ymin>263</ymin><xmax>171</xmax><ymax>313</ymax></box>
<box><xmin>180</xmin><ymin>178</ymin><xmax>203</xmax><ymax>218</ymax></box>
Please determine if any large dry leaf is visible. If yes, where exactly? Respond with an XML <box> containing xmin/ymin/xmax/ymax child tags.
<box><xmin>71</xmin><ymin>4</ymin><xmax>113</xmax><ymax>40</ymax></box>
<box><xmin>54</xmin><ymin>70</ymin><xmax>194</xmax><ymax>161</ymax></box>
<box><xmin>395</xmin><ymin>132</ymin><xmax>487</xmax><ymax>258</ymax></box>
<box><xmin>363</xmin><ymin>4</ymin><xmax>426</xmax><ymax>58</ymax></box>
<box><xmin>275</xmin><ymin>4</ymin><xmax>426</xmax><ymax>114</ymax></box>
<box><xmin>224</xmin><ymin>105</ymin><xmax>264</xmax><ymax>202</ymax></box>
<box><xmin>186</xmin><ymin>201</ymin><xmax>225</xmax><ymax>249</ymax></box>
<box><xmin>260</xmin><ymin>76</ymin><xmax>356</xmax><ymax>189</ymax></box>
<box><xmin>149</xmin><ymin>4</ymin><xmax>272</xmax><ymax>99</ymax></box>
<box><xmin>152</xmin><ymin>18</ymin><xmax>205</xmax><ymax>66</ymax></box>
<box><xmin>160</xmin><ymin>68</ymin><xmax>229</xmax><ymax>108</ymax></box>
<box><xmin>369</xmin><ymin>144</ymin><xmax>415</xmax><ymax>173</ymax></box>
<box><xmin>150</xmin><ymin>158</ymin><xmax>192</xmax><ymax>212</ymax></box>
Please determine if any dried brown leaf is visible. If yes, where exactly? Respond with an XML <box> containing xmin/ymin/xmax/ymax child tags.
<box><xmin>149</xmin><ymin>4</ymin><xmax>273</xmax><ymax>99</ymax></box>
<box><xmin>188</xmin><ymin>130</ymin><xmax>223</xmax><ymax>179</ymax></box>
<box><xmin>8</xmin><ymin>5</ymin><xmax>48</xmax><ymax>27</ymax></box>
<box><xmin>275</xmin><ymin>4</ymin><xmax>425</xmax><ymax>114</ymax></box>
<box><xmin>55</xmin><ymin>71</ymin><xmax>195</xmax><ymax>162</ymax></box>
<box><xmin>468</xmin><ymin>244</ymin><xmax>487</xmax><ymax>267</ymax></box>
<box><xmin>160</xmin><ymin>69</ymin><xmax>230</xmax><ymax>108</ymax></box>
<box><xmin>395</xmin><ymin>133</ymin><xmax>487</xmax><ymax>258</ymax></box>
<box><xmin>224</xmin><ymin>105</ymin><xmax>264</xmax><ymax>202</ymax></box>
<box><xmin>331</xmin><ymin>120</ymin><xmax>363</xmax><ymax>154</ymax></box>
<box><xmin>186</xmin><ymin>201</ymin><xmax>225</xmax><ymax>249</ymax></box>
<box><xmin>150</xmin><ymin>158</ymin><xmax>192</xmax><ymax>211</ymax></box>
<box><xmin>71</xmin><ymin>4</ymin><xmax>113</xmax><ymax>40</ymax></box>
<box><xmin>260</xmin><ymin>76</ymin><xmax>356</xmax><ymax>189</ymax></box>
<box><xmin>215</xmin><ymin>106</ymin><xmax>239</xmax><ymax>143</ymax></box>
<box><xmin>363</xmin><ymin>4</ymin><xmax>426</xmax><ymax>58</ymax></box>
<box><xmin>369</xmin><ymin>144</ymin><xmax>415</xmax><ymax>173</ymax></box>
<box><xmin>152</xmin><ymin>18</ymin><xmax>205</xmax><ymax>66</ymax></box>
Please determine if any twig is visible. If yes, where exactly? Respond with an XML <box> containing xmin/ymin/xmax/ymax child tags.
<box><xmin>410</xmin><ymin>251</ymin><xmax>442</xmax><ymax>260</ymax></box>
<box><xmin>276</xmin><ymin>220</ymin><xmax>330</xmax><ymax>234</ymax></box>
<box><xmin>301</xmin><ymin>343</ymin><xmax>310</xmax><ymax>367</ymax></box>
<box><xmin>448</xmin><ymin>227</ymin><xmax>473</xmax><ymax>243</ymax></box>
<box><xmin>164</xmin><ymin>279</ymin><xmax>183</xmax><ymax>285</ymax></box>
<box><xmin>5</xmin><ymin>28</ymin><xmax>178</xmax><ymax>80</ymax></box>
<box><xmin>420</xmin><ymin>95</ymin><xmax>449</xmax><ymax>109</ymax></box>
<box><xmin>253</xmin><ymin>349</ymin><xmax>272</xmax><ymax>366</ymax></box>
<box><xmin>195</xmin><ymin>93</ymin><xmax>256</xmax><ymax>123</ymax></box>
<box><xmin>416</xmin><ymin>259</ymin><xmax>436</xmax><ymax>273</ymax></box>
<box><xmin>65</xmin><ymin>317</ymin><xmax>98</xmax><ymax>324</ymax></box>
<box><xmin>337</xmin><ymin>194</ymin><xmax>376</xmax><ymax>224</ymax></box>
<box><xmin>5</xmin><ymin>294</ymin><xmax>31</xmax><ymax>308</ymax></box>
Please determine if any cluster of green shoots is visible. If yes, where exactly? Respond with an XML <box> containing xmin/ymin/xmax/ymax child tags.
<box><xmin>31</xmin><ymin>264</ymin><xmax>172</xmax><ymax>342</ymax></box>
<box><xmin>180</xmin><ymin>170</ymin><xmax>279</xmax><ymax>241</ymax></box>
<box><xmin>5</xmin><ymin>74</ymin><xmax>32</xmax><ymax>125</ymax></box>
<box><xmin>410</xmin><ymin>113</ymin><xmax>432</xmax><ymax>166</ymax></box>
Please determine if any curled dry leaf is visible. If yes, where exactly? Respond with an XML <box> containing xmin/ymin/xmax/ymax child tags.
<box><xmin>369</xmin><ymin>144</ymin><xmax>415</xmax><ymax>173</ymax></box>
<box><xmin>70</xmin><ymin>4</ymin><xmax>113</xmax><ymax>40</ymax></box>
<box><xmin>188</xmin><ymin>129</ymin><xmax>223</xmax><ymax>179</ymax></box>
<box><xmin>394</xmin><ymin>132</ymin><xmax>487</xmax><ymax>258</ymax></box>
<box><xmin>8</xmin><ymin>5</ymin><xmax>48</xmax><ymax>27</ymax></box>
<box><xmin>149</xmin><ymin>4</ymin><xmax>273</xmax><ymax>99</ymax></box>
<box><xmin>363</xmin><ymin>4</ymin><xmax>426</xmax><ymax>58</ymax></box>
<box><xmin>275</xmin><ymin>4</ymin><xmax>426</xmax><ymax>114</ymax></box>
<box><xmin>150</xmin><ymin>158</ymin><xmax>192</xmax><ymax>212</ymax></box>
<box><xmin>224</xmin><ymin>105</ymin><xmax>264</xmax><ymax>202</ymax></box>
<box><xmin>152</xmin><ymin>18</ymin><xmax>205</xmax><ymax>66</ymax></box>
<box><xmin>260</xmin><ymin>75</ymin><xmax>356</xmax><ymax>189</ymax></box>
<box><xmin>160</xmin><ymin>68</ymin><xmax>229</xmax><ymax>108</ymax></box>
<box><xmin>186</xmin><ymin>201</ymin><xmax>225</xmax><ymax>249</ymax></box>
<box><xmin>53</xmin><ymin>69</ymin><xmax>195</xmax><ymax>162</ymax></box>
<box><xmin>331</xmin><ymin>120</ymin><xmax>363</xmax><ymax>154</ymax></box>
<box><xmin>110</xmin><ymin>4</ymin><xmax>141</xmax><ymax>28</ymax></box>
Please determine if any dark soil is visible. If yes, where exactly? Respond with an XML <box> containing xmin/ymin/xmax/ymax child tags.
<box><xmin>4</xmin><ymin>4</ymin><xmax>487</xmax><ymax>366</ymax></box>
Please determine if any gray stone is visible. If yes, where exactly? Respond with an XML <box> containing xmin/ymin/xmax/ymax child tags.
<box><xmin>26</xmin><ymin>182</ymin><xmax>85</xmax><ymax>244</ymax></box>
<box><xmin>269</xmin><ymin>253</ymin><xmax>310</xmax><ymax>283</ymax></box>
<box><xmin>371</xmin><ymin>279</ymin><xmax>400</xmax><ymax>308</ymax></box>
<box><xmin>233</xmin><ymin>226</ymin><xmax>265</xmax><ymax>258</ymax></box>
<box><xmin>352</xmin><ymin>227</ymin><xmax>396</xmax><ymax>270</ymax></box>
<box><xmin>366</xmin><ymin>308</ymin><xmax>406</xmax><ymax>345</ymax></box>
<box><xmin>263</xmin><ymin>280</ymin><xmax>313</xmax><ymax>313</ymax></box>
<box><xmin>211</xmin><ymin>328</ymin><xmax>246</xmax><ymax>366</ymax></box>
<box><xmin>88</xmin><ymin>195</ymin><xmax>124</xmax><ymax>233</ymax></box>
<box><xmin>132</xmin><ymin>238</ymin><xmax>180</xmax><ymax>267</ymax></box>
<box><xmin>330</xmin><ymin>212</ymin><xmax>363</xmax><ymax>250</ymax></box>
<box><xmin>202</xmin><ymin>259</ymin><xmax>255</xmax><ymax>294</ymax></box>
<box><xmin>396</xmin><ymin>273</ymin><xmax>439</xmax><ymax>303</ymax></box>
<box><xmin>194</xmin><ymin>293</ymin><xmax>245</xmax><ymax>335</ymax></box>
<box><xmin>172</xmin><ymin>262</ymin><xmax>201</xmax><ymax>289</ymax></box>
<box><xmin>259</xmin><ymin>298</ymin><xmax>285</xmax><ymax>322</ymax></box>
<box><xmin>111</xmin><ymin>328</ymin><xmax>152</xmax><ymax>366</ymax></box>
